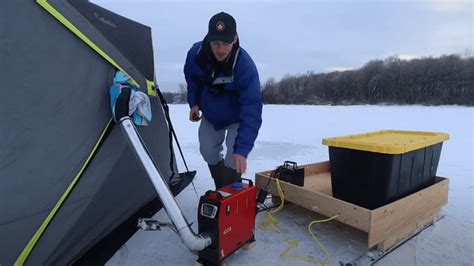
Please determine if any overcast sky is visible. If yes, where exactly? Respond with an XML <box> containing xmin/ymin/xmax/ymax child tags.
<box><xmin>93</xmin><ymin>0</ymin><xmax>472</xmax><ymax>92</ymax></box>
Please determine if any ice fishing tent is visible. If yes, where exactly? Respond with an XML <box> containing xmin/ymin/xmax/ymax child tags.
<box><xmin>0</xmin><ymin>0</ymin><xmax>191</xmax><ymax>264</ymax></box>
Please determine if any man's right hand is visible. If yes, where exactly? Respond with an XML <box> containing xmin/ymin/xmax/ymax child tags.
<box><xmin>189</xmin><ymin>105</ymin><xmax>201</xmax><ymax>122</ymax></box>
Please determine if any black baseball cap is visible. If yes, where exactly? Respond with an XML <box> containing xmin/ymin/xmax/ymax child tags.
<box><xmin>206</xmin><ymin>12</ymin><xmax>237</xmax><ymax>43</ymax></box>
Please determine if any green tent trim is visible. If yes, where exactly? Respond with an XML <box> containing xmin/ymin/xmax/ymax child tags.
<box><xmin>15</xmin><ymin>119</ymin><xmax>113</xmax><ymax>266</ymax></box>
<box><xmin>35</xmin><ymin>0</ymin><xmax>156</xmax><ymax>97</ymax></box>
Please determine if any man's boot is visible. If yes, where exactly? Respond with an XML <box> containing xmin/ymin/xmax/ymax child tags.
<box><xmin>208</xmin><ymin>160</ymin><xmax>242</xmax><ymax>189</ymax></box>
<box><xmin>222</xmin><ymin>164</ymin><xmax>241</xmax><ymax>187</ymax></box>
<box><xmin>208</xmin><ymin>160</ymin><xmax>226</xmax><ymax>189</ymax></box>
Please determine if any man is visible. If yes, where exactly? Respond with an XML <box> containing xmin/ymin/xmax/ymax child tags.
<box><xmin>184</xmin><ymin>12</ymin><xmax>262</xmax><ymax>189</ymax></box>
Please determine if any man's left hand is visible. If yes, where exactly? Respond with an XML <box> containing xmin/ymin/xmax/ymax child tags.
<box><xmin>232</xmin><ymin>154</ymin><xmax>247</xmax><ymax>174</ymax></box>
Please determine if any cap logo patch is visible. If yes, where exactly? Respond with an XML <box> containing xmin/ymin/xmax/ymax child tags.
<box><xmin>216</xmin><ymin>21</ymin><xmax>225</xmax><ymax>31</ymax></box>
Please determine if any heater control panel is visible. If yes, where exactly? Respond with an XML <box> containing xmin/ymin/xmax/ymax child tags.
<box><xmin>200</xmin><ymin>203</ymin><xmax>218</xmax><ymax>219</ymax></box>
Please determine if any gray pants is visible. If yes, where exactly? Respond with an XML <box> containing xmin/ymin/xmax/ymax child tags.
<box><xmin>199</xmin><ymin>117</ymin><xmax>239</xmax><ymax>169</ymax></box>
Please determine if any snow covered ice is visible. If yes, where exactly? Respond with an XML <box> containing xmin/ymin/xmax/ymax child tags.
<box><xmin>107</xmin><ymin>104</ymin><xmax>473</xmax><ymax>266</ymax></box>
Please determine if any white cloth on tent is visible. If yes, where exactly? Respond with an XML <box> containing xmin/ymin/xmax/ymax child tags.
<box><xmin>129</xmin><ymin>90</ymin><xmax>152</xmax><ymax>125</ymax></box>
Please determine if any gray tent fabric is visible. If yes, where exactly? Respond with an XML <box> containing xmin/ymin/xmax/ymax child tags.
<box><xmin>68</xmin><ymin>0</ymin><xmax>156</xmax><ymax>81</ymax></box>
<box><xmin>0</xmin><ymin>1</ymin><xmax>184</xmax><ymax>264</ymax></box>
<box><xmin>47</xmin><ymin>0</ymin><xmax>152</xmax><ymax>90</ymax></box>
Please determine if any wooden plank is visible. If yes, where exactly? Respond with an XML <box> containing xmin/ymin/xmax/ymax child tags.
<box><xmin>368</xmin><ymin>177</ymin><xmax>448</xmax><ymax>247</ymax></box>
<box><xmin>299</xmin><ymin>161</ymin><xmax>331</xmax><ymax>176</ymax></box>
<box><xmin>303</xmin><ymin>172</ymin><xmax>332</xmax><ymax>195</ymax></box>
<box><xmin>255</xmin><ymin>172</ymin><xmax>371</xmax><ymax>232</ymax></box>
<box><xmin>255</xmin><ymin>171</ymin><xmax>274</xmax><ymax>191</ymax></box>
<box><xmin>376</xmin><ymin>211</ymin><xmax>437</xmax><ymax>251</ymax></box>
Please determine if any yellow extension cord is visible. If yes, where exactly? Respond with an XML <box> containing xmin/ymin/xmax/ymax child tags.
<box><xmin>258</xmin><ymin>178</ymin><xmax>340</xmax><ymax>265</ymax></box>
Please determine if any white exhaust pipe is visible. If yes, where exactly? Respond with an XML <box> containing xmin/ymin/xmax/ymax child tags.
<box><xmin>119</xmin><ymin>117</ymin><xmax>212</xmax><ymax>252</ymax></box>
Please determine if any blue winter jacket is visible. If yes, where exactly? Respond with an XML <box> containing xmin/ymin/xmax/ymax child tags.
<box><xmin>184</xmin><ymin>40</ymin><xmax>263</xmax><ymax>158</ymax></box>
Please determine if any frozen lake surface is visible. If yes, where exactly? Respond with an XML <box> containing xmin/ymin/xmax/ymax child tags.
<box><xmin>108</xmin><ymin>104</ymin><xmax>473</xmax><ymax>265</ymax></box>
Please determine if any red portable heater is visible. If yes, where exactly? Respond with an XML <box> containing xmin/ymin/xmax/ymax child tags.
<box><xmin>197</xmin><ymin>179</ymin><xmax>257</xmax><ymax>265</ymax></box>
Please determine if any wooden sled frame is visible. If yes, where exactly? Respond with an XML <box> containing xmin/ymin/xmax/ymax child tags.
<box><xmin>255</xmin><ymin>161</ymin><xmax>448</xmax><ymax>252</ymax></box>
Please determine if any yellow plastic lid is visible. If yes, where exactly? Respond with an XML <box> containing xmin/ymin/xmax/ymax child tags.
<box><xmin>322</xmin><ymin>130</ymin><xmax>449</xmax><ymax>154</ymax></box>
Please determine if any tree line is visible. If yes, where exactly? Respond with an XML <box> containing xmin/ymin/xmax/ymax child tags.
<box><xmin>161</xmin><ymin>53</ymin><xmax>474</xmax><ymax>106</ymax></box>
